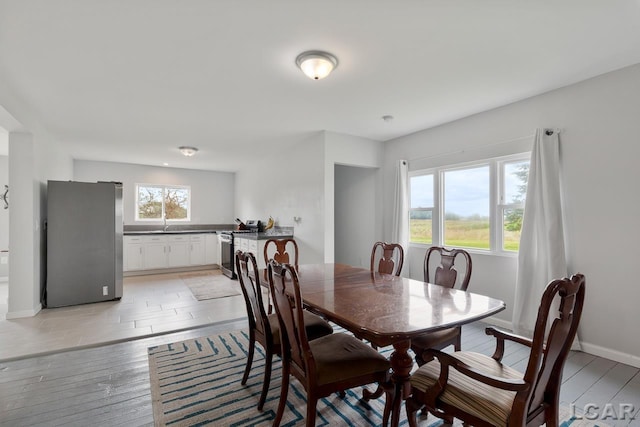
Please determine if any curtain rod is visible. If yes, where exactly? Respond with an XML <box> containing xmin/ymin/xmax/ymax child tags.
<box><xmin>408</xmin><ymin>134</ymin><xmax>533</xmax><ymax>163</ymax></box>
<box><xmin>407</xmin><ymin>128</ymin><xmax>562</xmax><ymax>163</ymax></box>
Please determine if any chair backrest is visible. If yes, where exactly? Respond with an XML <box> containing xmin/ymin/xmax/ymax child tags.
<box><xmin>424</xmin><ymin>246</ymin><xmax>472</xmax><ymax>291</ymax></box>
<box><xmin>267</xmin><ymin>260</ymin><xmax>315</xmax><ymax>382</ymax></box>
<box><xmin>264</xmin><ymin>238</ymin><xmax>299</xmax><ymax>268</ymax></box>
<box><xmin>370</xmin><ymin>242</ymin><xmax>404</xmax><ymax>276</ymax></box>
<box><xmin>520</xmin><ymin>274</ymin><xmax>586</xmax><ymax>422</ymax></box>
<box><xmin>236</xmin><ymin>250</ymin><xmax>271</xmax><ymax>342</ymax></box>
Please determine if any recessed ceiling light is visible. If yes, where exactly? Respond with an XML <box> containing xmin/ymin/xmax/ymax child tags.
<box><xmin>178</xmin><ymin>146</ymin><xmax>198</xmax><ymax>157</ymax></box>
<box><xmin>295</xmin><ymin>51</ymin><xmax>338</xmax><ymax>80</ymax></box>
<box><xmin>163</xmin><ymin>162</ymin><xmax>169</xmax><ymax>166</ymax></box>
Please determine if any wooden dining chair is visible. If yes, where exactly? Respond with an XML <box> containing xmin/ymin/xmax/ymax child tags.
<box><xmin>264</xmin><ymin>238</ymin><xmax>299</xmax><ymax>267</ymax></box>
<box><xmin>411</xmin><ymin>246</ymin><xmax>473</xmax><ymax>366</ymax></box>
<box><xmin>267</xmin><ymin>260</ymin><xmax>393</xmax><ymax>427</ymax></box>
<box><xmin>370</xmin><ymin>241</ymin><xmax>404</xmax><ymax>276</ymax></box>
<box><xmin>263</xmin><ymin>238</ymin><xmax>299</xmax><ymax>313</ymax></box>
<box><xmin>406</xmin><ymin>273</ymin><xmax>586</xmax><ymax>427</ymax></box>
<box><xmin>235</xmin><ymin>251</ymin><xmax>333</xmax><ymax>411</ymax></box>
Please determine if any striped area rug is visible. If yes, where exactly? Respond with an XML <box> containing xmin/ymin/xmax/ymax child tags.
<box><xmin>147</xmin><ymin>329</ymin><xmax>609</xmax><ymax>427</ymax></box>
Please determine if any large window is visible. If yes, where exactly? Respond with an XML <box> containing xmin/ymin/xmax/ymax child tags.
<box><xmin>136</xmin><ymin>184</ymin><xmax>191</xmax><ymax>221</ymax></box>
<box><xmin>409</xmin><ymin>153</ymin><xmax>529</xmax><ymax>253</ymax></box>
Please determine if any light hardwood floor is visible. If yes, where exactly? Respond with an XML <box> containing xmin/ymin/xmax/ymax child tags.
<box><xmin>0</xmin><ymin>269</ymin><xmax>247</xmax><ymax>361</ymax></box>
<box><xmin>0</xmin><ymin>271</ymin><xmax>639</xmax><ymax>426</ymax></box>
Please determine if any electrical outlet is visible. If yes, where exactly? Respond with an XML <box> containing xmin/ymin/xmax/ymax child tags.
<box><xmin>0</xmin><ymin>257</ymin><xmax>7</xmax><ymax>265</ymax></box>
<box><xmin>102</xmin><ymin>286</ymin><xmax>108</xmax><ymax>296</ymax></box>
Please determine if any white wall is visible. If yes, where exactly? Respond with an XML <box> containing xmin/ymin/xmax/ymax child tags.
<box><xmin>0</xmin><ymin>155</ymin><xmax>8</xmax><ymax>251</ymax></box>
<box><xmin>383</xmin><ymin>63</ymin><xmax>640</xmax><ymax>366</ymax></box>
<box><xmin>7</xmin><ymin>131</ymin><xmax>73</xmax><ymax>318</ymax></box>
<box><xmin>74</xmin><ymin>160</ymin><xmax>235</xmax><ymax>226</ymax></box>
<box><xmin>325</xmin><ymin>132</ymin><xmax>384</xmax><ymax>263</ymax></box>
<box><xmin>235</xmin><ymin>131</ymin><xmax>383</xmax><ymax>265</ymax></box>
<box><xmin>335</xmin><ymin>164</ymin><xmax>378</xmax><ymax>269</ymax></box>
<box><xmin>0</xmin><ymin>155</ymin><xmax>7</xmax><ymax>278</ymax></box>
<box><xmin>235</xmin><ymin>133</ymin><xmax>326</xmax><ymax>263</ymax></box>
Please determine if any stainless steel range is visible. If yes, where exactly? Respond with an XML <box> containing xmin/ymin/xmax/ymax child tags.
<box><xmin>219</xmin><ymin>223</ymin><xmax>260</xmax><ymax>279</ymax></box>
<box><xmin>218</xmin><ymin>231</ymin><xmax>237</xmax><ymax>279</ymax></box>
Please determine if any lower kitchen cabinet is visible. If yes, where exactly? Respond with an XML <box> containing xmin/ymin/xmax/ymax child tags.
<box><xmin>143</xmin><ymin>236</ymin><xmax>169</xmax><ymax>270</ymax></box>
<box><xmin>189</xmin><ymin>235</ymin><xmax>206</xmax><ymax>266</ymax></box>
<box><xmin>123</xmin><ymin>233</ymin><xmax>218</xmax><ymax>272</ymax></box>
<box><xmin>167</xmin><ymin>235</ymin><xmax>190</xmax><ymax>267</ymax></box>
<box><xmin>234</xmin><ymin>237</ymin><xmax>267</xmax><ymax>269</ymax></box>
<box><xmin>123</xmin><ymin>236</ymin><xmax>143</xmax><ymax>271</ymax></box>
<box><xmin>205</xmin><ymin>234</ymin><xmax>219</xmax><ymax>265</ymax></box>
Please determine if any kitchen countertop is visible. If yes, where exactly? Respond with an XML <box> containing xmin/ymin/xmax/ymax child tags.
<box><xmin>123</xmin><ymin>229</ymin><xmax>217</xmax><ymax>236</ymax></box>
<box><xmin>239</xmin><ymin>231</ymin><xmax>294</xmax><ymax>240</ymax></box>
<box><xmin>123</xmin><ymin>224</ymin><xmax>293</xmax><ymax>238</ymax></box>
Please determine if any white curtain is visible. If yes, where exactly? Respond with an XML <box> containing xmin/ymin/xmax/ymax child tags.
<box><xmin>391</xmin><ymin>160</ymin><xmax>409</xmax><ymax>270</ymax></box>
<box><xmin>513</xmin><ymin>129</ymin><xmax>580</xmax><ymax>348</ymax></box>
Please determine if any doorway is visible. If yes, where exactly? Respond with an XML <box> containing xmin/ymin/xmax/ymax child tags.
<box><xmin>334</xmin><ymin>164</ymin><xmax>378</xmax><ymax>268</ymax></box>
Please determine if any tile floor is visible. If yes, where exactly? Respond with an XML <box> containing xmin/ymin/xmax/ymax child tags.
<box><xmin>0</xmin><ymin>269</ymin><xmax>248</xmax><ymax>361</ymax></box>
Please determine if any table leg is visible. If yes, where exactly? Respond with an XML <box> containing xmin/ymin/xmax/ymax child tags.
<box><xmin>389</xmin><ymin>339</ymin><xmax>414</xmax><ymax>427</ymax></box>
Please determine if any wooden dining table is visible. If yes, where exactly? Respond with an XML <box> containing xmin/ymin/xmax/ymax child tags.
<box><xmin>265</xmin><ymin>262</ymin><xmax>506</xmax><ymax>427</ymax></box>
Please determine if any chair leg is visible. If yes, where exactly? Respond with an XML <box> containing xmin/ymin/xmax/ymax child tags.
<box><xmin>257</xmin><ymin>350</ymin><xmax>273</xmax><ymax>411</ymax></box>
<box><xmin>305</xmin><ymin>396</ymin><xmax>318</xmax><ymax>427</ymax></box>
<box><xmin>454</xmin><ymin>332</ymin><xmax>462</xmax><ymax>352</ymax></box>
<box><xmin>545</xmin><ymin>404</ymin><xmax>560</xmax><ymax>427</ymax></box>
<box><xmin>241</xmin><ymin>334</ymin><xmax>255</xmax><ymax>385</ymax></box>
<box><xmin>405</xmin><ymin>396</ymin><xmax>422</xmax><ymax>427</ymax></box>
<box><xmin>272</xmin><ymin>360</ymin><xmax>290</xmax><ymax>427</ymax></box>
<box><xmin>363</xmin><ymin>384</ymin><xmax>384</xmax><ymax>401</ymax></box>
<box><xmin>382</xmin><ymin>383</ymin><xmax>395</xmax><ymax>427</ymax></box>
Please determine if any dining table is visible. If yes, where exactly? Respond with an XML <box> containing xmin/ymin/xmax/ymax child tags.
<box><xmin>265</xmin><ymin>262</ymin><xmax>506</xmax><ymax>427</ymax></box>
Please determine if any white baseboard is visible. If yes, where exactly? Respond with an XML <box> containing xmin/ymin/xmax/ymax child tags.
<box><xmin>580</xmin><ymin>342</ymin><xmax>640</xmax><ymax>369</ymax></box>
<box><xmin>6</xmin><ymin>304</ymin><xmax>42</xmax><ymax>319</ymax></box>
<box><xmin>479</xmin><ymin>316</ymin><xmax>640</xmax><ymax>369</ymax></box>
<box><xmin>480</xmin><ymin>316</ymin><xmax>513</xmax><ymax>330</ymax></box>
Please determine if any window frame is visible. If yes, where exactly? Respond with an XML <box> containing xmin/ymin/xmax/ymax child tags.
<box><xmin>134</xmin><ymin>183</ymin><xmax>192</xmax><ymax>222</ymax></box>
<box><xmin>409</xmin><ymin>152</ymin><xmax>530</xmax><ymax>256</ymax></box>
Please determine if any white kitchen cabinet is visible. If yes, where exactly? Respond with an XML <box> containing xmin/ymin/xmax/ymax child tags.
<box><xmin>235</xmin><ymin>237</ymin><xmax>249</xmax><ymax>253</ymax></box>
<box><xmin>123</xmin><ymin>236</ymin><xmax>144</xmax><ymax>272</ymax></box>
<box><xmin>189</xmin><ymin>234</ymin><xmax>206</xmax><ymax>266</ymax></box>
<box><xmin>167</xmin><ymin>235</ymin><xmax>190</xmax><ymax>267</ymax></box>
<box><xmin>143</xmin><ymin>235</ymin><xmax>168</xmax><ymax>270</ymax></box>
<box><xmin>205</xmin><ymin>234</ymin><xmax>219</xmax><ymax>265</ymax></box>
<box><xmin>124</xmin><ymin>232</ymin><xmax>219</xmax><ymax>272</ymax></box>
<box><xmin>236</xmin><ymin>237</ymin><xmax>267</xmax><ymax>269</ymax></box>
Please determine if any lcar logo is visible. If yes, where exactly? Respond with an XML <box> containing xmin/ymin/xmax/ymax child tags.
<box><xmin>569</xmin><ymin>403</ymin><xmax>636</xmax><ymax>421</ymax></box>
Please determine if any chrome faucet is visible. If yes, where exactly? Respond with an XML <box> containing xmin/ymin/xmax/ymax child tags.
<box><xmin>163</xmin><ymin>214</ymin><xmax>169</xmax><ymax>231</ymax></box>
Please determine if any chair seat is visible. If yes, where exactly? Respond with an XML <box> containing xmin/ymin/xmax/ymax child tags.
<box><xmin>410</xmin><ymin>351</ymin><xmax>522</xmax><ymax>427</ymax></box>
<box><xmin>309</xmin><ymin>333</ymin><xmax>390</xmax><ymax>386</ymax></box>
<box><xmin>411</xmin><ymin>327</ymin><xmax>459</xmax><ymax>351</ymax></box>
<box><xmin>268</xmin><ymin>311</ymin><xmax>333</xmax><ymax>347</ymax></box>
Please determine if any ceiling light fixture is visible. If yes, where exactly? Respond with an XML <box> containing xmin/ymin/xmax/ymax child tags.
<box><xmin>296</xmin><ymin>50</ymin><xmax>338</xmax><ymax>80</ymax></box>
<box><xmin>178</xmin><ymin>146</ymin><xmax>198</xmax><ymax>157</ymax></box>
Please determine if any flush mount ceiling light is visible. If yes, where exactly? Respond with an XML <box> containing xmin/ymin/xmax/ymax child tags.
<box><xmin>295</xmin><ymin>50</ymin><xmax>338</xmax><ymax>80</ymax></box>
<box><xmin>178</xmin><ymin>146</ymin><xmax>198</xmax><ymax>157</ymax></box>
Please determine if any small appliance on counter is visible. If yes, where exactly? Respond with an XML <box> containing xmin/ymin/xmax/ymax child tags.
<box><xmin>245</xmin><ymin>220</ymin><xmax>264</xmax><ymax>232</ymax></box>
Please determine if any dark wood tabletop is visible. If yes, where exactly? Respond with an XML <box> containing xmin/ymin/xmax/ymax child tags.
<box><xmin>267</xmin><ymin>263</ymin><xmax>506</xmax><ymax>427</ymax></box>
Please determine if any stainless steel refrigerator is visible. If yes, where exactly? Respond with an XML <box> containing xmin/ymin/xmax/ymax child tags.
<box><xmin>45</xmin><ymin>180</ymin><xmax>123</xmax><ymax>307</ymax></box>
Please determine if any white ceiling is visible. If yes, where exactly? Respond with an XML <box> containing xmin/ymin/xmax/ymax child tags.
<box><xmin>1</xmin><ymin>0</ymin><xmax>639</xmax><ymax>171</ymax></box>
